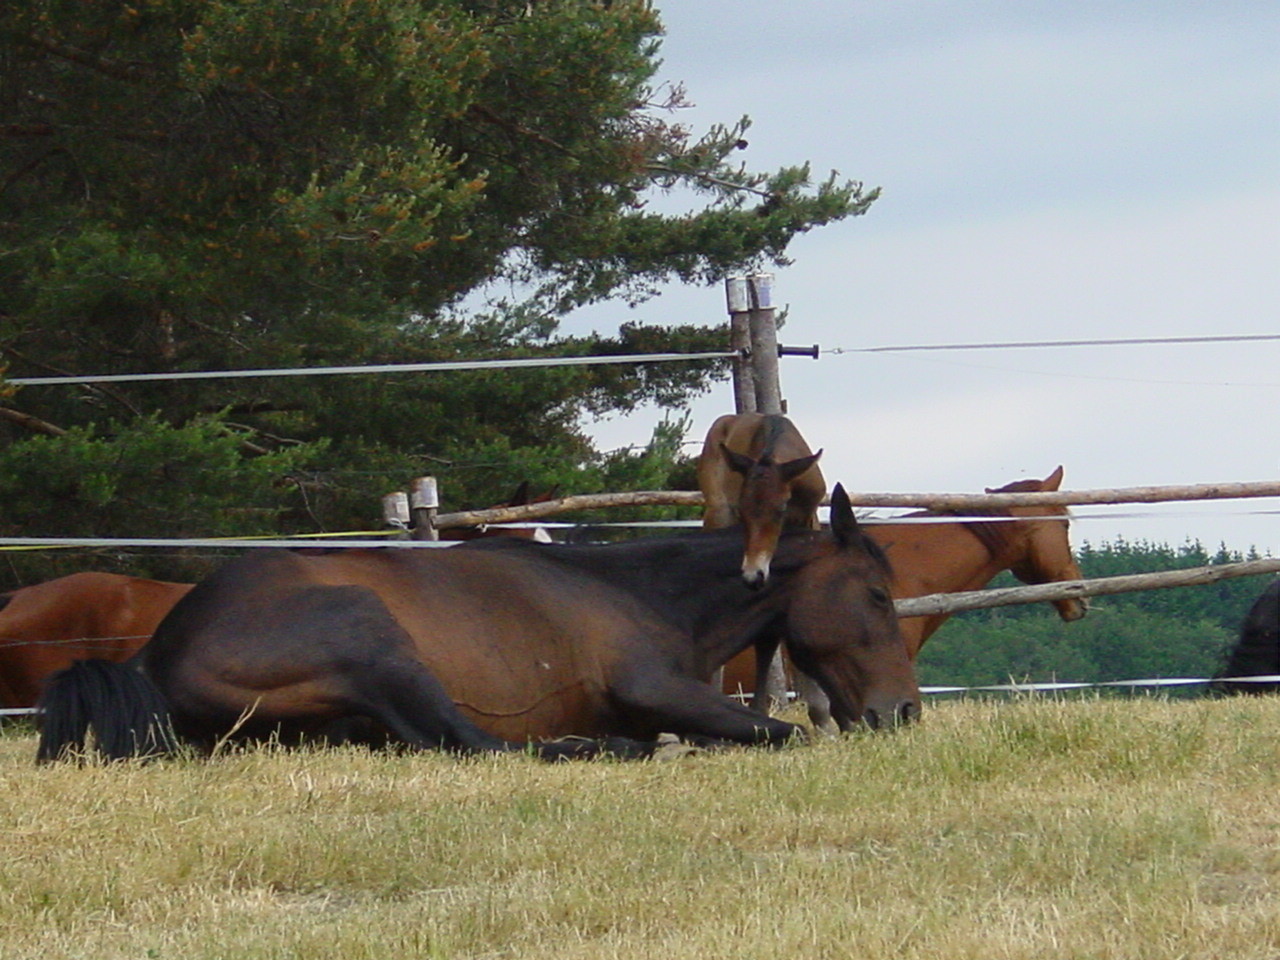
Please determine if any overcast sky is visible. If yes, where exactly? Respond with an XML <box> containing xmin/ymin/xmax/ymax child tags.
<box><xmin>567</xmin><ymin>1</ymin><xmax>1280</xmax><ymax>554</ymax></box>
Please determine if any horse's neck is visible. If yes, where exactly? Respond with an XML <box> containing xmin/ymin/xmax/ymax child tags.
<box><xmin>693</xmin><ymin>595</ymin><xmax>787</xmax><ymax>674</ymax></box>
<box><xmin>876</xmin><ymin>520</ymin><xmax>1019</xmax><ymax>596</ymax></box>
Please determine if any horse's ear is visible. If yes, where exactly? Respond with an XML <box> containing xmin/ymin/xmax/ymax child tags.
<box><xmin>508</xmin><ymin>480</ymin><xmax>532</xmax><ymax>507</ymax></box>
<box><xmin>719</xmin><ymin>443</ymin><xmax>756</xmax><ymax>476</ymax></box>
<box><xmin>779</xmin><ymin>449</ymin><xmax>822</xmax><ymax>483</ymax></box>
<box><xmin>829</xmin><ymin>483</ymin><xmax>860</xmax><ymax>547</ymax></box>
<box><xmin>1044</xmin><ymin>465</ymin><xmax>1064</xmax><ymax>491</ymax></box>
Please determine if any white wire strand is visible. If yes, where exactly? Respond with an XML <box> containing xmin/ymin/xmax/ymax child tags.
<box><xmin>829</xmin><ymin>333</ymin><xmax>1280</xmax><ymax>354</ymax></box>
<box><xmin>6</xmin><ymin>350</ymin><xmax>737</xmax><ymax>387</ymax></box>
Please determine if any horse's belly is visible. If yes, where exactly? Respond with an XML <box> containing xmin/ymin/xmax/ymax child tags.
<box><xmin>430</xmin><ymin>651</ymin><xmax>613</xmax><ymax>741</ymax></box>
<box><xmin>451</xmin><ymin>675</ymin><xmax>605</xmax><ymax>741</ymax></box>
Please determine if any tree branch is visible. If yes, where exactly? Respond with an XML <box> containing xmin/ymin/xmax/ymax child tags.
<box><xmin>466</xmin><ymin>103</ymin><xmax>569</xmax><ymax>153</ymax></box>
<box><xmin>15</xmin><ymin>33</ymin><xmax>156</xmax><ymax>83</ymax></box>
<box><xmin>0</xmin><ymin>346</ymin><xmax>142</xmax><ymax>417</ymax></box>
<box><xmin>645</xmin><ymin>163</ymin><xmax>775</xmax><ymax>199</ymax></box>
<box><xmin>0</xmin><ymin>406</ymin><xmax>67</xmax><ymax>437</ymax></box>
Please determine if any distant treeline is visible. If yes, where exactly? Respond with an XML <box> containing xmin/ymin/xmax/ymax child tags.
<box><xmin>915</xmin><ymin>539</ymin><xmax>1277</xmax><ymax>688</ymax></box>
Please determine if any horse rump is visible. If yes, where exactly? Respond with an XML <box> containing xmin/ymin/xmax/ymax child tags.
<box><xmin>36</xmin><ymin>660</ymin><xmax>179</xmax><ymax>762</ymax></box>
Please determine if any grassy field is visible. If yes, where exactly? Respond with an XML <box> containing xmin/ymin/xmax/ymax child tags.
<box><xmin>3</xmin><ymin>696</ymin><xmax>1279</xmax><ymax>960</ymax></box>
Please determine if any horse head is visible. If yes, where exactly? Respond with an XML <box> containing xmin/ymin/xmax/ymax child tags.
<box><xmin>990</xmin><ymin>466</ymin><xmax>1087</xmax><ymax>623</ymax></box>
<box><xmin>776</xmin><ymin>484</ymin><xmax>920</xmax><ymax>730</ymax></box>
<box><xmin>720</xmin><ymin>443</ymin><xmax>823</xmax><ymax>589</ymax></box>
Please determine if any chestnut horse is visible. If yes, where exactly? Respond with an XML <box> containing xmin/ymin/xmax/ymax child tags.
<box><xmin>0</xmin><ymin>573</ymin><xmax>193</xmax><ymax>708</ymax></box>
<box><xmin>723</xmin><ymin>467</ymin><xmax>1087</xmax><ymax>729</ymax></box>
<box><xmin>697</xmin><ymin>413</ymin><xmax>824</xmax><ymax>586</ymax></box>
<box><xmin>38</xmin><ymin>485</ymin><xmax>920</xmax><ymax>762</ymax></box>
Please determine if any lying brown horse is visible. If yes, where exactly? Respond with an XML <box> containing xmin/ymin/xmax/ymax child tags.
<box><xmin>38</xmin><ymin>485</ymin><xmax>920</xmax><ymax>762</ymax></box>
<box><xmin>697</xmin><ymin>413</ymin><xmax>824</xmax><ymax>586</ymax></box>
<box><xmin>0</xmin><ymin>573</ymin><xmax>193</xmax><ymax>708</ymax></box>
<box><xmin>723</xmin><ymin>466</ymin><xmax>1087</xmax><ymax>728</ymax></box>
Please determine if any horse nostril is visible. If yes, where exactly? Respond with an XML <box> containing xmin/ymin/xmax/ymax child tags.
<box><xmin>864</xmin><ymin>701</ymin><xmax>918</xmax><ymax>730</ymax></box>
<box><xmin>742</xmin><ymin>569</ymin><xmax>768</xmax><ymax>590</ymax></box>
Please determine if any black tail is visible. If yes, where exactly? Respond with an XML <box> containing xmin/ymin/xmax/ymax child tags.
<box><xmin>36</xmin><ymin>660</ymin><xmax>180</xmax><ymax>762</ymax></box>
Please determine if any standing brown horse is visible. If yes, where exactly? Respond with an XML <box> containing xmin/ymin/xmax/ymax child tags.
<box><xmin>0</xmin><ymin>573</ymin><xmax>193</xmax><ymax>708</ymax></box>
<box><xmin>38</xmin><ymin>485</ymin><xmax>920</xmax><ymax>762</ymax></box>
<box><xmin>697</xmin><ymin>413</ymin><xmax>824</xmax><ymax>587</ymax></box>
<box><xmin>723</xmin><ymin>466</ymin><xmax>1087</xmax><ymax>728</ymax></box>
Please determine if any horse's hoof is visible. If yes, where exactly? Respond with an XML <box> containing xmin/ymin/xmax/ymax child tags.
<box><xmin>651</xmin><ymin>735</ymin><xmax>702</xmax><ymax>761</ymax></box>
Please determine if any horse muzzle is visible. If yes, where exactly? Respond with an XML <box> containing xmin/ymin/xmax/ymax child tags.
<box><xmin>1057</xmin><ymin>597</ymin><xmax>1089</xmax><ymax>622</ymax></box>
<box><xmin>860</xmin><ymin>698</ymin><xmax>920</xmax><ymax>731</ymax></box>
<box><xmin>826</xmin><ymin>686</ymin><xmax>921</xmax><ymax>733</ymax></box>
<box><xmin>740</xmin><ymin>560</ymin><xmax>771</xmax><ymax>590</ymax></box>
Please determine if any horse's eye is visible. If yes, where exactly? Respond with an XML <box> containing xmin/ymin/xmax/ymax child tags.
<box><xmin>869</xmin><ymin>587</ymin><xmax>890</xmax><ymax>605</ymax></box>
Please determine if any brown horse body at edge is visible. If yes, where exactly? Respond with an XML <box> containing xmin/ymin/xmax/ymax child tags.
<box><xmin>697</xmin><ymin>413</ymin><xmax>824</xmax><ymax>587</ymax></box>
<box><xmin>0</xmin><ymin>484</ymin><xmax>555</xmax><ymax>708</ymax></box>
<box><xmin>723</xmin><ymin>466</ymin><xmax>1088</xmax><ymax>728</ymax></box>
<box><xmin>0</xmin><ymin>573</ymin><xmax>193</xmax><ymax>708</ymax></box>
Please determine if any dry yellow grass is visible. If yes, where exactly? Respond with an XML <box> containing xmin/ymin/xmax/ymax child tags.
<box><xmin>2</xmin><ymin>696</ymin><xmax>1279</xmax><ymax>960</ymax></box>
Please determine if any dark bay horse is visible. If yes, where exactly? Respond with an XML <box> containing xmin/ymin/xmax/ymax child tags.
<box><xmin>697</xmin><ymin>413</ymin><xmax>824</xmax><ymax>587</ymax></box>
<box><xmin>1212</xmin><ymin>578</ymin><xmax>1280</xmax><ymax>695</ymax></box>
<box><xmin>0</xmin><ymin>573</ymin><xmax>193</xmax><ymax>708</ymax></box>
<box><xmin>38</xmin><ymin>485</ymin><xmax>920</xmax><ymax>762</ymax></box>
<box><xmin>723</xmin><ymin>467</ymin><xmax>1087</xmax><ymax>728</ymax></box>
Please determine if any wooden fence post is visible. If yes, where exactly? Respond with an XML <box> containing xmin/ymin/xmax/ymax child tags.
<box><xmin>725</xmin><ymin>276</ymin><xmax>757</xmax><ymax>415</ymax></box>
<box><xmin>747</xmin><ymin>272</ymin><xmax>784</xmax><ymax>415</ymax></box>
<box><xmin>410</xmin><ymin>476</ymin><xmax>440</xmax><ymax>541</ymax></box>
<box><xmin>744</xmin><ymin>272</ymin><xmax>789</xmax><ymax>707</ymax></box>
<box><xmin>381</xmin><ymin>491</ymin><xmax>412</xmax><ymax>540</ymax></box>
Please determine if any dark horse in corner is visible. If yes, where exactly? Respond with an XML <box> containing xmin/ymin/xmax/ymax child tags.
<box><xmin>1212</xmin><ymin>578</ymin><xmax>1280</xmax><ymax>695</ymax></box>
<box><xmin>38</xmin><ymin>486</ymin><xmax>920</xmax><ymax>762</ymax></box>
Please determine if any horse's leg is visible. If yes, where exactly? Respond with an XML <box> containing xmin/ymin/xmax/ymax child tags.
<box><xmin>793</xmin><ymin>671</ymin><xmax>839</xmax><ymax>736</ymax></box>
<box><xmin>610</xmin><ymin>662</ymin><xmax>805</xmax><ymax>746</ymax></box>
<box><xmin>748</xmin><ymin>638</ymin><xmax>788</xmax><ymax>716</ymax></box>
<box><xmin>346</xmin><ymin>657</ymin><xmax>514</xmax><ymax>754</ymax></box>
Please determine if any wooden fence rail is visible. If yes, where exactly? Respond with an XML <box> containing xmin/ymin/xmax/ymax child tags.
<box><xmin>430</xmin><ymin>478</ymin><xmax>1280</xmax><ymax>530</ymax></box>
<box><xmin>894</xmin><ymin>557</ymin><xmax>1280</xmax><ymax>619</ymax></box>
